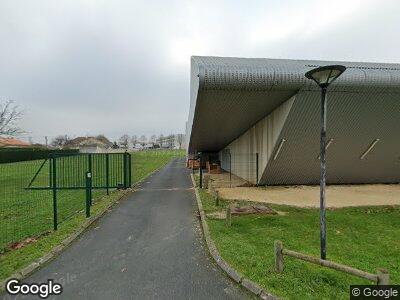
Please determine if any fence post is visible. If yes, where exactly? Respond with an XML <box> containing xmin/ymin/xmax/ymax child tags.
<box><xmin>88</xmin><ymin>153</ymin><xmax>92</xmax><ymax>175</ymax></box>
<box><xmin>377</xmin><ymin>269</ymin><xmax>390</xmax><ymax>285</ymax></box>
<box><xmin>229</xmin><ymin>151</ymin><xmax>232</xmax><ymax>188</ymax></box>
<box><xmin>256</xmin><ymin>153</ymin><xmax>259</xmax><ymax>185</ymax></box>
<box><xmin>105</xmin><ymin>153</ymin><xmax>110</xmax><ymax>195</ymax></box>
<box><xmin>225</xmin><ymin>205</ymin><xmax>231</xmax><ymax>227</ymax></box>
<box><xmin>128</xmin><ymin>153</ymin><xmax>132</xmax><ymax>187</ymax></box>
<box><xmin>215</xmin><ymin>190</ymin><xmax>219</xmax><ymax>206</ymax></box>
<box><xmin>87</xmin><ymin>154</ymin><xmax>93</xmax><ymax>205</ymax></box>
<box><xmin>199</xmin><ymin>155</ymin><xmax>203</xmax><ymax>188</ymax></box>
<box><xmin>275</xmin><ymin>240</ymin><xmax>284</xmax><ymax>273</ymax></box>
<box><xmin>123</xmin><ymin>152</ymin><xmax>128</xmax><ymax>189</ymax></box>
<box><xmin>52</xmin><ymin>156</ymin><xmax>58</xmax><ymax>230</ymax></box>
<box><xmin>85</xmin><ymin>171</ymin><xmax>92</xmax><ymax>218</ymax></box>
<box><xmin>49</xmin><ymin>158</ymin><xmax>52</xmax><ymax>188</ymax></box>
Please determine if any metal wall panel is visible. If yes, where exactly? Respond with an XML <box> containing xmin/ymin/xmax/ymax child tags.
<box><xmin>219</xmin><ymin>96</ymin><xmax>295</xmax><ymax>183</ymax></box>
<box><xmin>263</xmin><ymin>91</ymin><xmax>400</xmax><ymax>184</ymax></box>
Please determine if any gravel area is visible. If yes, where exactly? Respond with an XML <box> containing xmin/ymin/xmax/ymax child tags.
<box><xmin>217</xmin><ymin>184</ymin><xmax>400</xmax><ymax>208</ymax></box>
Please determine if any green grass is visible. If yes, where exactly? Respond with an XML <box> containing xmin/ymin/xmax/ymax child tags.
<box><xmin>131</xmin><ymin>149</ymin><xmax>184</xmax><ymax>183</ymax></box>
<box><xmin>0</xmin><ymin>149</ymin><xmax>184</xmax><ymax>281</ymax></box>
<box><xmin>0</xmin><ymin>154</ymin><xmax>127</xmax><ymax>250</ymax></box>
<box><xmin>198</xmin><ymin>188</ymin><xmax>400</xmax><ymax>299</ymax></box>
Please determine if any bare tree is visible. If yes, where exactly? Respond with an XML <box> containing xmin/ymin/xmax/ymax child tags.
<box><xmin>149</xmin><ymin>134</ymin><xmax>157</xmax><ymax>143</ymax></box>
<box><xmin>166</xmin><ymin>134</ymin><xmax>174</xmax><ymax>149</ymax></box>
<box><xmin>139</xmin><ymin>135</ymin><xmax>147</xmax><ymax>145</ymax></box>
<box><xmin>157</xmin><ymin>134</ymin><xmax>164</xmax><ymax>144</ymax></box>
<box><xmin>119</xmin><ymin>134</ymin><xmax>130</xmax><ymax>149</ymax></box>
<box><xmin>176</xmin><ymin>134</ymin><xmax>185</xmax><ymax>149</ymax></box>
<box><xmin>51</xmin><ymin>135</ymin><xmax>69</xmax><ymax>148</ymax></box>
<box><xmin>0</xmin><ymin>100</ymin><xmax>23</xmax><ymax>136</ymax></box>
<box><xmin>130</xmin><ymin>135</ymin><xmax>138</xmax><ymax>146</ymax></box>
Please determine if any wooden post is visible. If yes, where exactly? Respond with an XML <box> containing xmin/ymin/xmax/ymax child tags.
<box><xmin>215</xmin><ymin>190</ymin><xmax>219</xmax><ymax>206</ymax></box>
<box><xmin>377</xmin><ymin>269</ymin><xmax>390</xmax><ymax>285</ymax></box>
<box><xmin>274</xmin><ymin>240</ymin><xmax>284</xmax><ymax>273</ymax></box>
<box><xmin>225</xmin><ymin>205</ymin><xmax>231</xmax><ymax>227</ymax></box>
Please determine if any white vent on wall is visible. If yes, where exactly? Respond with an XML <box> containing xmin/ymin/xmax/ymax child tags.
<box><xmin>360</xmin><ymin>139</ymin><xmax>380</xmax><ymax>160</ymax></box>
<box><xmin>317</xmin><ymin>138</ymin><xmax>334</xmax><ymax>160</ymax></box>
<box><xmin>273</xmin><ymin>138</ymin><xmax>286</xmax><ymax>161</ymax></box>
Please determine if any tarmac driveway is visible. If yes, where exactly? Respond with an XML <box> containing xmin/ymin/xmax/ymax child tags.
<box><xmin>3</xmin><ymin>158</ymin><xmax>248</xmax><ymax>299</ymax></box>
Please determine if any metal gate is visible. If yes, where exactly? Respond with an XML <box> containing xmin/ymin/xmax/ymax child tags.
<box><xmin>26</xmin><ymin>152</ymin><xmax>132</xmax><ymax>230</ymax></box>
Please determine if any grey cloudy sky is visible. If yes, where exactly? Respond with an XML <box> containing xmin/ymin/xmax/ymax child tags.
<box><xmin>1</xmin><ymin>0</ymin><xmax>399</xmax><ymax>143</ymax></box>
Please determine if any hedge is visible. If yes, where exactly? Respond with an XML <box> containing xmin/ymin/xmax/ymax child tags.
<box><xmin>0</xmin><ymin>148</ymin><xmax>79</xmax><ymax>164</ymax></box>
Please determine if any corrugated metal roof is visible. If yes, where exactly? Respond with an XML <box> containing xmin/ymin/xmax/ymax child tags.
<box><xmin>188</xmin><ymin>56</ymin><xmax>400</xmax><ymax>154</ymax></box>
<box><xmin>193</xmin><ymin>56</ymin><xmax>400</xmax><ymax>92</ymax></box>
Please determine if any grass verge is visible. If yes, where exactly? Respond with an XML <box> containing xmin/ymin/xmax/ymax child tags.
<box><xmin>197</xmin><ymin>186</ymin><xmax>400</xmax><ymax>299</ymax></box>
<box><xmin>0</xmin><ymin>149</ymin><xmax>184</xmax><ymax>282</ymax></box>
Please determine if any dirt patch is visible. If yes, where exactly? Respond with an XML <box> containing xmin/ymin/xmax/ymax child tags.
<box><xmin>231</xmin><ymin>204</ymin><xmax>277</xmax><ymax>215</ymax></box>
<box><xmin>206</xmin><ymin>204</ymin><xmax>277</xmax><ymax>219</ymax></box>
<box><xmin>217</xmin><ymin>184</ymin><xmax>400</xmax><ymax>208</ymax></box>
<box><xmin>207</xmin><ymin>172</ymin><xmax>252</xmax><ymax>188</ymax></box>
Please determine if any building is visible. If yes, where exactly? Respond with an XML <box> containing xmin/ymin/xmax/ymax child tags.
<box><xmin>0</xmin><ymin>137</ymin><xmax>31</xmax><ymax>148</ymax></box>
<box><xmin>64</xmin><ymin>136</ymin><xmax>113</xmax><ymax>153</ymax></box>
<box><xmin>186</xmin><ymin>56</ymin><xmax>400</xmax><ymax>185</ymax></box>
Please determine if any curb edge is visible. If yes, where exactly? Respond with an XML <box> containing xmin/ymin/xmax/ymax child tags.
<box><xmin>190</xmin><ymin>173</ymin><xmax>278</xmax><ymax>299</ymax></box>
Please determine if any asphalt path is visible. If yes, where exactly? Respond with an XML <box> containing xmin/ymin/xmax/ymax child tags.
<box><xmin>2</xmin><ymin>158</ymin><xmax>248</xmax><ymax>300</ymax></box>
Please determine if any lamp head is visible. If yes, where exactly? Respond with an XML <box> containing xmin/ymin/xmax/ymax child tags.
<box><xmin>305</xmin><ymin>65</ymin><xmax>346</xmax><ymax>88</ymax></box>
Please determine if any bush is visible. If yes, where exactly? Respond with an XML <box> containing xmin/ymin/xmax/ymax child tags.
<box><xmin>0</xmin><ymin>148</ymin><xmax>79</xmax><ymax>164</ymax></box>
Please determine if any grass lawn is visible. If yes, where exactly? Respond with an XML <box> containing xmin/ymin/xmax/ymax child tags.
<box><xmin>0</xmin><ymin>149</ymin><xmax>184</xmax><ymax>281</ymax></box>
<box><xmin>198</xmin><ymin>188</ymin><xmax>400</xmax><ymax>299</ymax></box>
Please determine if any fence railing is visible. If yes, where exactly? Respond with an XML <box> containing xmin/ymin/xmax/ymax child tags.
<box><xmin>274</xmin><ymin>240</ymin><xmax>390</xmax><ymax>285</ymax></box>
<box><xmin>0</xmin><ymin>152</ymin><xmax>131</xmax><ymax>252</ymax></box>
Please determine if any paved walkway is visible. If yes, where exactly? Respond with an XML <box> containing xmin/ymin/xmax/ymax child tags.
<box><xmin>5</xmin><ymin>159</ymin><xmax>248</xmax><ymax>299</ymax></box>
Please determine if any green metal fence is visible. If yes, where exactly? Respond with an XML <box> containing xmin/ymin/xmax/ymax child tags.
<box><xmin>0</xmin><ymin>152</ymin><xmax>131</xmax><ymax>252</ymax></box>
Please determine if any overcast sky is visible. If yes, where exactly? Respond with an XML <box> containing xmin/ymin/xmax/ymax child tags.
<box><xmin>1</xmin><ymin>0</ymin><xmax>399</xmax><ymax>143</ymax></box>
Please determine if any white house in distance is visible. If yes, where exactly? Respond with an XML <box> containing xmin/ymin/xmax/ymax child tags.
<box><xmin>64</xmin><ymin>136</ymin><xmax>113</xmax><ymax>153</ymax></box>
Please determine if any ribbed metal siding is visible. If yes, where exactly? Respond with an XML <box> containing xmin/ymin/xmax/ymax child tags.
<box><xmin>219</xmin><ymin>96</ymin><xmax>295</xmax><ymax>184</ymax></box>
<box><xmin>263</xmin><ymin>91</ymin><xmax>400</xmax><ymax>184</ymax></box>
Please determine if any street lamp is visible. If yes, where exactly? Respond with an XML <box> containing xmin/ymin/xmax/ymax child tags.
<box><xmin>305</xmin><ymin>65</ymin><xmax>346</xmax><ymax>260</ymax></box>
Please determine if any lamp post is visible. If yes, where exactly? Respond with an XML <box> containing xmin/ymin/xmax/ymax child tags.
<box><xmin>305</xmin><ymin>65</ymin><xmax>346</xmax><ymax>260</ymax></box>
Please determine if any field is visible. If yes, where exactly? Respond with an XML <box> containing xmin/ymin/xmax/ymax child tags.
<box><xmin>0</xmin><ymin>149</ymin><xmax>184</xmax><ymax>281</ymax></box>
<box><xmin>0</xmin><ymin>153</ymin><xmax>128</xmax><ymax>251</ymax></box>
<box><xmin>198</xmin><ymin>188</ymin><xmax>400</xmax><ymax>299</ymax></box>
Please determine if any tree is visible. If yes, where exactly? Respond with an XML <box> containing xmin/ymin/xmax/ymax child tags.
<box><xmin>51</xmin><ymin>135</ymin><xmax>69</xmax><ymax>148</ymax></box>
<box><xmin>149</xmin><ymin>134</ymin><xmax>157</xmax><ymax>143</ymax></box>
<box><xmin>161</xmin><ymin>134</ymin><xmax>175</xmax><ymax>149</ymax></box>
<box><xmin>139</xmin><ymin>135</ymin><xmax>147</xmax><ymax>145</ymax></box>
<box><xmin>0</xmin><ymin>100</ymin><xmax>23</xmax><ymax>136</ymax></box>
<box><xmin>119</xmin><ymin>134</ymin><xmax>130</xmax><ymax>149</ymax></box>
<box><xmin>157</xmin><ymin>134</ymin><xmax>164</xmax><ymax>144</ymax></box>
<box><xmin>176</xmin><ymin>134</ymin><xmax>185</xmax><ymax>149</ymax></box>
<box><xmin>130</xmin><ymin>135</ymin><xmax>138</xmax><ymax>146</ymax></box>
